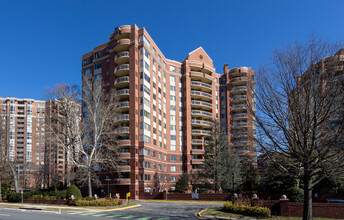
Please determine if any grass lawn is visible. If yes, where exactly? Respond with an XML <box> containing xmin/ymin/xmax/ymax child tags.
<box><xmin>202</xmin><ymin>207</ymin><xmax>338</xmax><ymax>220</ymax></box>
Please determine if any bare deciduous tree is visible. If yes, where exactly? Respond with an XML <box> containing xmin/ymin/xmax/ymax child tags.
<box><xmin>254</xmin><ymin>36</ymin><xmax>344</xmax><ymax>220</ymax></box>
<box><xmin>45</xmin><ymin>79</ymin><xmax>121</xmax><ymax>197</ymax></box>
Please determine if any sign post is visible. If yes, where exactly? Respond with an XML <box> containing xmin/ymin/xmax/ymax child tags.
<box><xmin>126</xmin><ymin>192</ymin><xmax>131</xmax><ymax>204</ymax></box>
<box><xmin>21</xmin><ymin>190</ymin><xmax>23</xmax><ymax>206</ymax></box>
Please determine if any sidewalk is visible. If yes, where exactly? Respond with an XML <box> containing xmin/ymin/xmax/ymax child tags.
<box><xmin>0</xmin><ymin>202</ymin><xmax>139</xmax><ymax>212</ymax></box>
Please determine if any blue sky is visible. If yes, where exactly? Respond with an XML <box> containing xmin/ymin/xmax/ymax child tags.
<box><xmin>0</xmin><ymin>0</ymin><xmax>343</xmax><ymax>100</ymax></box>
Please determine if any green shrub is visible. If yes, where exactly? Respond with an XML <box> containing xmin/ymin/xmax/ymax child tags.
<box><xmin>31</xmin><ymin>194</ymin><xmax>43</xmax><ymax>199</ymax></box>
<box><xmin>223</xmin><ymin>201</ymin><xmax>271</xmax><ymax>218</ymax></box>
<box><xmin>67</xmin><ymin>185</ymin><xmax>81</xmax><ymax>200</ymax></box>
<box><xmin>7</xmin><ymin>193</ymin><xmax>21</xmax><ymax>202</ymax></box>
<box><xmin>56</xmin><ymin>190</ymin><xmax>67</xmax><ymax>200</ymax></box>
<box><xmin>82</xmin><ymin>197</ymin><xmax>95</xmax><ymax>201</ymax></box>
<box><xmin>43</xmin><ymin>195</ymin><xmax>57</xmax><ymax>200</ymax></box>
<box><xmin>113</xmin><ymin>198</ymin><xmax>123</xmax><ymax>205</ymax></box>
<box><xmin>70</xmin><ymin>199</ymin><xmax>112</xmax><ymax>206</ymax></box>
<box><xmin>287</xmin><ymin>187</ymin><xmax>304</xmax><ymax>203</ymax></box>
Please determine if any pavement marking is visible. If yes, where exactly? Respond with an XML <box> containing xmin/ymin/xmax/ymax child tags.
<box><xmin>121</xmin><ymin>216</ymin><xmax>135</xmax><ymax>219</ymax></box>
<box><xmin>81</xmin><ymin>213</ymin><xmax>96</xmax><ymax>215</ymax></box>
<box><xmin>68</xmin><ymin>212</ymin><xmax>82</xmax><ymax>215</ymax></box>
<box><xmin>137</xmin><ymin>217</ymin><xmax>152</xmax><ymax>220</ymax></box>
<box><xmin>106</xmin><ymin>214</ymin><xmax>121</xmax><ymax>218</ymax></box>
<box><xmin>93</xmin><ymin>213</ymin><xmax>108</xmax><ymax>217</ymax></box>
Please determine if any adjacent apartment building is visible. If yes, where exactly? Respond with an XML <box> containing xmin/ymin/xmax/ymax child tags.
<box><xmin>0</xmin><ymin>97</ymin><xmax>79</xmax><ymax>190</ymax></box>
<box><xmin>81</xmin><ymin>24</ymin><xmax>256</xmax><ymax>199</ymax></box>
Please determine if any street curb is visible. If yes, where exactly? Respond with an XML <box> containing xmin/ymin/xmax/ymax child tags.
<box><xmin>102</xmin><ymin>204</ymin><xmax>141</xmax><ymax>212</ymax></box>
<box><xmin>139</xmin><ymin>200</ymin><xmax>224</xmax><ymax>204</ymax></box>
<box><xmin>197</xmin><ymin>208</ymin><xmax>208</xmax><ymax>217</ymax></box>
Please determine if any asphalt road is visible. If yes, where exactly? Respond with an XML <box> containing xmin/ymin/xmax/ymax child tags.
<box><xmin>0</xmin><ymin>201</ymin><xmax>223</xmax><ymax>220</ymax></box>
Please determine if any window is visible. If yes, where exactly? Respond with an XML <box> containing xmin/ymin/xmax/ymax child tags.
<box><xmin>83</xmin><ymin>68</ymin><xmax>92</xmax><ymax>76</ymax></box>
<box><xmin>82</xmin><ymin>57</ymin><xmax>92</xmax><ymax>66</ymax></box>
<box><xmin>140</xmin><ymin>122</ymin><xmax>151</xmax><ymax>131</ymax></box>
<box><xmin>94</xmin><ymin>63</ymin><xmax>101</xmax><ymax>69</ymax></box>
<box><xmin>170</xmin><ymin>125</ymin><xmax>176</xmax><ymax>130</ymax></box>
<box><xmin>171</xmin><ymin>145</ymin><xmax>176</xmax><ymax>151</ymax></box>
<box><xmin>170</xmin><ymin>86</ymin><xmax>175</xmax><ymax>91</ymax></box>
<box><xmin>220</xmin><ymin>78</ymin><xmax>226</xmax><ymax>84</ymax></box>
<box><xmin>158</xmin><ymin>55</ymin><xmax>161</xmax><ymax>63</ymax></box>
<box><xmin>171</xmin><ymin>166</ymin><xmax>176</xmax><ymax>171</ymax></box>
<box><xmin>140</xmin><ymin>135</ymin><xmax>151</xmax><ymax>143</ymax></box>
<box><xmin>170</xmin><ymin>96</ymin><xmax>176</xmax><ymax>101</ymax></box>
<box><xmin>170</xmin><ymin>115</ymin><xmax>175</xmax><ymax>121</ymax></box>
<box><xmin>153</xmin><ymin>48</ymin><xmax>156</xmax><ymax>56</ymax></box>
<box><xmin>144</xmin><ymin>73</ymin><xmax>150</xmax><ymax>83</ymax></box>
<box><xmin>171</xmin><ymin>155</ymin><xmax>176</xmax><ymax>161</ymax></box>
<box><xmin>171</xmin><ymin>176</ymin><xmax>176</xmax><ymax>182</ymax></box>
<box><xmin>144</xmin><ymin>49</ymin><xmax>150</xmax><ymax>59</ymax></box>
<box><xmin>141</xmin><ymin>174</ymin><xmax>151</xmax><ymax>181</ymax></box>
<box><xmin>170</xmin><ymin>105</ymin><xmax>176</xmax><ymax>111</ymax></box>
<box><xmin>221</xmin><ymin>87</ymin><xmax>226</xmax><ymax>92</ymax></box>
<box><xmin>171</xmin><ymin>135</ymin><xmax>176</xmax><ymax>141</ymax></box>
<box><xmin>170</xmin><ymin>76</ymin><xmax>175</xmax><ymax>82</ymax></box>
<box><xmin>169</xmin><ymin>66</ymin><xmax>175</xmax><ymax>72</ymax></box>
<box><xmin>94</xmin><ymin>51</ymin><xmax>102</xmax><ymax>59</ymax></box>
<box><xmin>145</xmin><ymin>61</ymin><xmax>150</xmax><ymax>71</ymax></box>
<box><xmin>140</xmin><ymin>161</ymin><xmax>151</xmax><ymax>168</ymax></box>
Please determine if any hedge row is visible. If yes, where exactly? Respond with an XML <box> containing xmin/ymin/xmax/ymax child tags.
<box><xmin>223</xmin><ymin>201</ymin><xmax>271</xmax><ymax>217</ymax></box>
<box><xmin>70</xmin><ymin>198</ymin><xmax>122</xmax><ymax>206</ymax></box>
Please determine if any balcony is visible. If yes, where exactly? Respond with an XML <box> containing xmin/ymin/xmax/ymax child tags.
<box><xmin>233</xmin><ymin>131</ymin><xmax>248</xmax><ymax>137</ymax></box>
<box><xmin>188</xmin><ymin>60</ymin><xmax>214</xmax><ymax>74</ymax></box>
<box><xmin>190</xmin><ymin>81</ymin><xmax>212</xmax><ymax>92</ymax></box>
<box><xmin>191</xmin><ymin>90</ymin><xmax>212</xmax><ymax>101</ymax></box>
<box><xmin>230</xmin><ymin>77</ymin><xmax>248</xmax><ymax>85</ymax></box>
<box><xmin>115</xmin><ymin>89</ymin><xmax>130</xmax><ymax>98</ymax></box>
<box><xmin>114</xmin><ymin>64</ymin><xmax>129</xmax><ymax>77</ymax></box>
<box><xmin>192</xmin><ymin>129</ymin><xmax>211</xmax><ymax>136</ymax></box>
<box><xmin>190</xmin><ymin>71</ymin><xmax>213</xmax><ymax>83</ymax></box>
<box><xmin>233</xmin><ymin>141</ymin><xmax>248</xmax><ymax>146</ymax></box>
<box><xmin>191</xmin><ymin>100</ymin><xmax>212</xmax><ymax>110</ymax></box>
<box><xmin>232</xmin><ymin>104</ymin><xmax>247</xmax><ymax>111</ymax></box>
<box><xmin>116</xmin><ymin>101</ymin><xmax>130</xmax><ymax>111</ymax></box>
<box><xmin>120</xmin><ymin>152</ymin><xmax>130</xmax><ymax>159</ymax></box>
<box><xmin>229</xmin><ymin>67</ymin><xmax>250</xmax><ymax>77</ymax></box>
<box><xmin>232</xmin><ymin>113</ymin><xmax>247</xmax><ymax>120</ymax></box>
<box><xmin>191</xmin><ymin>149</ymin><xmax>204</xmax><ymax>155</ymax></box>
<box><xmin>191</xmin><ymin>110</ymin><xmax>213</xmax><ymax>119</ymax></box>
<box><xmin>114</xmin><ymin>25</ymin><xmax>131</xmax><ymax>40</ymax></box>
<box><xmin>114</xmin><ymin>51</ymin><xmax>129</xmax><ymax>65</ymax></box>
<box><xmin>114</xmin><ymin>76</ymin><xmax>130</xmax><ymax>89</ymax></box>
<box><xmin>116</xmin><ymin>178</ymin><xmax>130</xmax><ymax>185</ymax></box>
<box><xmin>115</xmin><ymin>126</ymin><xmax>130</xmax><ymax>135</ymax></box>
<box><xmin>232</xmin><ymin>86</ymin><xmax>247</xmax><ymax>93</ymax></box>
<box><xmin>233</xmin><ymin>122</ymin><xmax>248</xmax><ymax>128</ymax></box>
<box><xmin>115</xmin><ymin>114</ymin><xmax>129</xmax><ymax>123</ymax></box>
<box><xmin>192</xmin><ymin>139</ymin><xmax>203</xmax><ymax>145</ymax></box>
<box><xmin>119</xmin><ymin>165</ymin><xmax>130</xmax><ymax>172</ymax></box>
<box><xmin>191</xmin><ymin>119</ymin><xmax>212</xmax><ymax>128</ymax></box>
<box><xmin>118</xmin><ymin>139</ymin><xmax>130</xmax><ymax>147</ymax></box>
<box><xmin>232</xmin><ymin>95</ymin><xmax>247</xmax><ymax>103</ymax></box>
<box><xmin>114</xmin><ymin>39</ymin><xmax>130</xmax><ymax>52</ymax></box>
<box><xmin>191</xmin><ymin>159</ymin><xmax>204</xmax><ymax>165</ymax></box>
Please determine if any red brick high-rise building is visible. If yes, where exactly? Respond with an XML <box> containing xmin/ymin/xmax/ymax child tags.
<box><xmin>81</xmin><ymin>24</ymin><xmax>256</xmax><ymax>199</ymax></box>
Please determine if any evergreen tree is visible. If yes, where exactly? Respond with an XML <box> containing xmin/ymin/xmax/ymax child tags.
<box><xmin>201</xmin><ymin>120</ymin><xmax>240</xmax><ymax>193</ymax></box>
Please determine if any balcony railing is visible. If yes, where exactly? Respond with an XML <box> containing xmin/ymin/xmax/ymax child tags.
<box><xmin>114</xmin><ymin>76</ymin><xmax>130</xmax><ymax>85</ymax></box>
<box><xmin>191</xmin><ymin>119</ymin><xmax>212</xmax><ymax>127</ymax></box>
<box><xmin>115</xmin><ymin>89</ymin><xmax>130</xmax><ymax>97</ymax></box>
<box><xmin>192</xmin><ymin>139</ymin><xmax>203</xmax><ymax>145</ymax></box>
<box><xmin>190</xmin><ymin>81</ymin><xmax>212</xmax><ymax>90</ymax></box>
<box><xmin>233</xmin><ymin>122</ymin><xmax>248</xmax><ymax>127</ymax></box>
<box><xmin>232</xmin><ymin>86</ymin><xmax>247</xmax><ymax>92</ymax></box>
<box><xmin>232</xmin><ymin>104</ymin><xmax>246</xmax><ymax>110</ymax></box>
<box><xmin>192</xmin><ymin>129</ymin><xmax>211</xmax><ymax>136</ymax></box>
<box><xmin>115</xmin><ymin>127</ymin><xmax>129</xmax><ymax>134</ymax></box>
<box><xmin>233</xmin><ymin>131</ymin><xmax>248</xmax><ymax>137</ymax></box>
<box><xmin>191</xmin><ymin>110</ymin><xmax>213</xmax><ymax>118</ymax></box>
<box><xmin>191</xmin><ymin>90</ymin><xmax>212</xmax><ymax>99</ymax></box>
<box><xmin>115</xmin><ymin>51</ymin><xmax>129</xmax><ymax>60</ymax></box>
<box><xmin>116</xmin><ymin>114</ymin><xmax>129</xmax><ymax>122</ymax></box>
<box><xmin>191</xmin><ymin>100</ymin><xmax>212</xmax><ymax>109</ymax></box>
<box><xmin>232</xmin><ymin>95</ymin><xmax>247</xmax><ymax>101</ymax></box>
<box><xmin>116</xmin><ymin>101</ymin><xmax>130</xmax><ymax>109</ymax></box>
<box><xmin>233</xmin><ymin>113</ymin><xmax>247</xmax><ymax>119</ymax></box>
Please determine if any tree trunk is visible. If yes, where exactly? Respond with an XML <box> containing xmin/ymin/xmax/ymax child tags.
<box><xmin>303</xmin><ymin>173</ymin><xmax>313</xmax><ymax>220</ymax></box>
<box><xmin>0</xmin><ymin>177</ymin><xmax>2</xmax><ymax>202</ymax></box>
<box><xmin>88</xmin><ymin>170</ymin><xmax>92</xmax><ymax>197</ymax></box>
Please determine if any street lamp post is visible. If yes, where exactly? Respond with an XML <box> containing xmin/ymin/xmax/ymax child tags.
<box><xmin>232</xmin><ymin>173</ymin><xmax>235</xmax><ymax>204</ymax></box>
<box><xmin>105</xmin><ymin>176</ymin><xmax>111</xmax><ymax>199</ymax></box>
